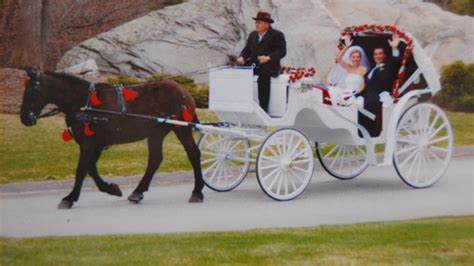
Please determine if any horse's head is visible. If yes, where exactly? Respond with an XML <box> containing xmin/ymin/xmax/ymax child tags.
<box><xmin>20</xmin><ymin>68</ymin><xmax>49</xmax><ymax>126</ymax></box>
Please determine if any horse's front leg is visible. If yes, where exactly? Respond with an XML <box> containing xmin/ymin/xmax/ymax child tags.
<box><xmin>128</xmin><ymin>129</ymin><xmax>168</xmax><ymax>204</ymax></box>
<box><xmin>174</xmin><ymin>127</ymin><xmax>204</xmax><ymax>203</ymax></box>
<box><xmin>88</xmin><ymin>147</ymin><xmax>122</xmax><ymax>197</ymax></box>
<box><xmin>58</xmin><ymin>144</ymin><xmax>95</xmax><ymax>209</ymax></box>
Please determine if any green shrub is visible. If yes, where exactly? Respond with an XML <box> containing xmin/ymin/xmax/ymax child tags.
<box><xmin>451</xmin><ymin>0</ymin><xmax>474</xmax><ymax>15</ymax></box>
<box><xmin>106</xmin><ymin>75</ymin><xmax>143</xmax><ymax>85</ymax></box>
<box><xmin>189</xmin><ymin>87</ymin><xmax>209</xmax><ymax>108</ymax></box>
<box><xmin>147</xmin><ymin>74</ymin><xmax>196</xmax><ymax>87</ymax></box>
<box><xmin>147</xmin><ymin>73</ymin><xmax>209</xmax><ymax>108</ymax></box>
<box><xmin>428</xmin><ymin>0</ymin><xmax>474</xmax><ymax>16</ymax></box>
<box><xmin>433</xmin><ymin>61</ymin><xmax>474</xmax><ymax>112</ymax></box>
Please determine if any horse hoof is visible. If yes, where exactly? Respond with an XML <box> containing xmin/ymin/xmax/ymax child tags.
<box><xmin>58</xmin><ymin>199</ymin><xmax>74</xmax><ymax>209</ymax></box>
<box><xmin>128</xmin><ymin>192</ymin><xmax>144</xmax><ymax>204</ymax></box>
<box><xmin>188</xmin><ymin>193</ymin><xmax>204</xmax><ymax>203</ymax></box>
<box><xmin>108</xmin><ymin>183</ymin><xmax>123</xmax><ymax>197</ymax></box>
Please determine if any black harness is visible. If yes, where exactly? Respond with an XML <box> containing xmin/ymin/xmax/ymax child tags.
<box><xmin>29</xmin><ymin>71</ymin><xmax>61</xmax><ymax>119</ymax></box>
<box><xmin>84</xmin><ymin>83</ymin><xmax>129</xmax><ymax>113</ymax></box>
<box><xmin>30</xmin><ymin>71</ymin><xmax>194</xmax><ymax>139</ymax></box>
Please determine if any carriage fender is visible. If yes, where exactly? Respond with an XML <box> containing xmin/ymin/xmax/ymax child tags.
<box><xmin>382</xmin><ymin>89</ymin><xmax>430</xmax><ymax>165</ymax></box>
<box><xmin>294</xmin><ymin>107</ymin><xmax>377</xmax><ymax>165</ymax></box>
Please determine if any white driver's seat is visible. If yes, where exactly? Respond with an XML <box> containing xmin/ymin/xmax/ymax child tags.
<box><xmin>253</xmin><ymin>74</ymin><xmax>289</xmax><ymax>117</ymax></box>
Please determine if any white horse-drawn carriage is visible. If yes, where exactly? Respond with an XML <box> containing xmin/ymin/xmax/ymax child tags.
<box><xmin>197</xmin><ymin>25</ymin><xmax>453</xmax><ymax>201</ymax></box>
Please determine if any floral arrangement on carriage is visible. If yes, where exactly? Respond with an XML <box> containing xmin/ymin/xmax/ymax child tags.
<box><xmin>280</xmin><ymin>66</ymin><xmax>318</xmax><ymax>92</ymax></box>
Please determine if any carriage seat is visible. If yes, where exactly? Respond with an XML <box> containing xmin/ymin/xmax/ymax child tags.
<box><xmin>253</xmin><ymin>74</ymin><xmax>290</xmax><ymax>117</ymax></box>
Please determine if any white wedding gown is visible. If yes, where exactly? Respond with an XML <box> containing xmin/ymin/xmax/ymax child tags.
<box><xmin>328</xmin><ymin>73</ymin><xmax>364</xmax><ymax>103</ymax></box>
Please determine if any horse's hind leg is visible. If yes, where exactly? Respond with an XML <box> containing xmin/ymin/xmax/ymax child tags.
<box><xmin>174</xmin><ymin>126</ymin><xmax>204</xmax><ymax>203</ymax></box>
<box><xmin>128</xmin><ymin>130</ymin><xmax>167</xmax><ymax>204</ymax></box>
<box><xmin>58</xmin><ymin>144</ymin><xmax>94</xmax><ymax>209</ymax></box>
<box><xmin>88</xmin><ymin>147</ymin><xmax>122</xmax><ymax>197</ymax></box>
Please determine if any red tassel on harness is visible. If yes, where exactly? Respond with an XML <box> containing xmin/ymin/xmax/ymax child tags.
<box><xmin>23</xmin><ymin>76</ymin><xmax>30</xmax><ymax>87</ymax></box>
<box><xmin>182</xmin><ymin>109</ymin><xmax>193</xmax><ymax>122</ymax></box>
<box><xmin>61</xmin><ymin>129</ymin><xmax>73</xmax><ymax>142</ymax></box>
<box><xmin>90</xmin><ymin>91</ymin><xmax>101</xmax><ymax>107</ymax></box>
<box><xmin>83</xmin><ymin>122</ymin><xmax>95</xmax><ymax>136</ymax></box>
<box><xmin>123</xmin><ymin>88</ymin><xmax>139</xmax><ymax>102</ymax></box>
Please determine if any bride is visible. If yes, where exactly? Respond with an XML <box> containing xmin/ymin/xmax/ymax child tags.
<box><xmin>327</xmin><ymin>35</ymin><xmax>370</xmax><ymax>100</ymax></box>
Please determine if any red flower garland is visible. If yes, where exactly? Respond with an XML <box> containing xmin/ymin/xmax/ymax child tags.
<box><xmin>281</xmin><ymin>66</ymin><xmax>317</xmax><ymax>84</ymax></box>
<box><xmin>339</xmin><ymin>24</ymin><xmax>415</xmax><ymax>98</ymax></box>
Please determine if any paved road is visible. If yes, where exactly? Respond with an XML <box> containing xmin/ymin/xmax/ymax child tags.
<box><xmin>1</xmin><ymin>156</ymin><xmax>473</xmax><ymax>238</ymax></box>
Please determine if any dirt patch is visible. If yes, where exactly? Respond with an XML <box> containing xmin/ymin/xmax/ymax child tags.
<box><xmin>0</xmin><ymin>68</ymin><xmax>25</xmax><ymax>114</ymax></box>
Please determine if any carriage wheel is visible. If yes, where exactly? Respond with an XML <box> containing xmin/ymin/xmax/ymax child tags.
<box><xmin>198</xmin><ymin>132</ymin><xmax>251</xmax><ymax>192</ymax></box>
<box><xmin>393</xmin><ymin>103</ymin><xmax>453</xmax><ymax>188</ymax></box>
<box><xmin>316</xmin><ymin>143</ymin><xmax>368</xmax><ymax>180</ymax></box>
<box><xmin>256</xmin><ymin>128</ymin><xmax>314</xmax><ymax>201</ymax></box>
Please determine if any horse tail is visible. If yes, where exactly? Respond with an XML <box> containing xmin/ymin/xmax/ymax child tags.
<box><xmin>193</xmin><ymin>113</ymin><xmax>200</xmax><ymax>124</ymax></box>
<box><xmin>193</xmin><ymin>113</ymin><xmax>200</xmax><ymax>132</ymax></box>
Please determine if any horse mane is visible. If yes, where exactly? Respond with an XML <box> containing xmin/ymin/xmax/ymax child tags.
<box><xmin>44</xmin><ymin>71</ymin><xmax>171</xmax><ymax>90</ymax></box>
<box><xmin>45</xmin><ymin>71</ymin><xmax>100</xmax><ymax>86</ymax></box>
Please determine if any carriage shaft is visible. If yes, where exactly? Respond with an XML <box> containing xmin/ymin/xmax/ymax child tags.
<box><xmin>83</xmin><ymin>107</ymin><xmax>251</xmax><ymax>139</ymax></box>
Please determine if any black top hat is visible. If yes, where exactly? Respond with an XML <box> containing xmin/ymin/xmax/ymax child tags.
<box><xmin>252</xmin><ymin>11</ymin><xmax>274</xmax><ymax>23</ymax></box>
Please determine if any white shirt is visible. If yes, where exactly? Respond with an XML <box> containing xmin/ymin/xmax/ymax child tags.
<box><xmin>258</xmin><ymin>32</ymin><xmax>267</xmax><ymax>43</ymax></box>
<box><xmin>368</xmin><ymin>63</ymin><xmax>384</xmax><ymax>80</ymax></box>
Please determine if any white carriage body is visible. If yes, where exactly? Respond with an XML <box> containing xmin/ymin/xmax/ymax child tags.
<box><xmin>201</xmin><ymin>27</ymin><xmax>452</xmax><ymax>200</ymax></box>
<box><xmin>209</xmin><ymin>31</ymin><xmax>442</xmax><ymax>160</ymax></box>
<box><xmin>209</xmin><ymin>67</ymin><xmax>365</xmax><ymax>145</ymax></box>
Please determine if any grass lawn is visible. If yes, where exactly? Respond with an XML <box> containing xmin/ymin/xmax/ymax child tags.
<box><xmin>1</xmin><ymin>216</ymin><xmax>473</xmax><ymax>265</ymax></box>
<box><xmin>0</xmin><ymin>110</ymin><xmax>472</xmax><ymax>184</ymax></box>
<box><xmin>448</xmin><ymin>111</ymin><xmax>474</xmax><ymax>146</ymax></box>
<box><xmin>0</xmin><ymin>109</ymin><xmax>217</xmax><ymax>184</ymax></box>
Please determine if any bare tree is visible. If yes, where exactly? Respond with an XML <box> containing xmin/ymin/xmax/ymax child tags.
<box><xmin>1</xmin><ymin>0</ymin><xmax>183</xmax><ymax>69</ymax></box>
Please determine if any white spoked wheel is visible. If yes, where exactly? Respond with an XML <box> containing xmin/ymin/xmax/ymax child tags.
<box><xmin>198</xmin><ymin>132</ymin><xmax>251</xmax><ymax>192</ymax></box>
<box><xmin>316</xmin><ymin>143</ymin><xmax>368</xmax><ymax>180</ymax></box>
<box><xmin>393</xmin><ymin>103</ymin><xmax>453</xmax><ymax>188</ymax></box>
<box><xmin>256</xmin><ymin>128</ymin><xmax>314</xmax><ymax>201</ymax></box>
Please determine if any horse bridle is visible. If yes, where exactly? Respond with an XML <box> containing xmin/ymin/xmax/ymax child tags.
<box><xmin>28</xmin><ymin>70</ymin><xmax>61</xmax><ymax>119</ymax></box>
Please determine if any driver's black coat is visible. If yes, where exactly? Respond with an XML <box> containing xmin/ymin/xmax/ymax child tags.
<box><xmin>239</xmin><ymin>27</ymin><xmax>287</xmax><ymax>76</ymax></box>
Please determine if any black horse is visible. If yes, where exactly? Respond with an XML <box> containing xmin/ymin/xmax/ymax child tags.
<box><xmin>20</xmin><ymin>68</ymin><xmax>204</xmax><ymax>209</ymax></box>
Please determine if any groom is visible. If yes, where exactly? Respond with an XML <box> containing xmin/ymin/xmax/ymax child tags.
<box><xmin>359</xmin><ymin>33</ymin><xmax>403</xmax><ymax>137</ymax></box>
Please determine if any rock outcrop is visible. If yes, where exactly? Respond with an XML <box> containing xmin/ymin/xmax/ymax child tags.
<box><xmin>58</xmin><ymin>0</ymin><xmax>474</xmax><ymax>82</ymax></box>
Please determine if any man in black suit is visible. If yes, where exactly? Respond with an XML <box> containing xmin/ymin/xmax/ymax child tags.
<box><xmin>359</xmin><ymin>33</ymin><xmax>402</xmax><ymax>137</ymax></box>
<box><xmin>237</xmin><ymin>11</ymin><xmax>287</xmax><ymax>112</ymax></box>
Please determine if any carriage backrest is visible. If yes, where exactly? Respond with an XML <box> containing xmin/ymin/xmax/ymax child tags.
<box><xmin>209</xmin><ymin>66</ymin><xmax>255</xmax><ymax>113</ymax></box>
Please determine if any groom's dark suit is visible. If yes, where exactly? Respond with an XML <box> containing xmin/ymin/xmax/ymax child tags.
<box><xmin>359</xmin><ymin>50</ymin><xmax>402</xmax><ymax>137</ymax></box>
<box><xmin>240</xmin><ymin>27</ymin><xmax>286</xmax><ymax>111</ymax></box>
